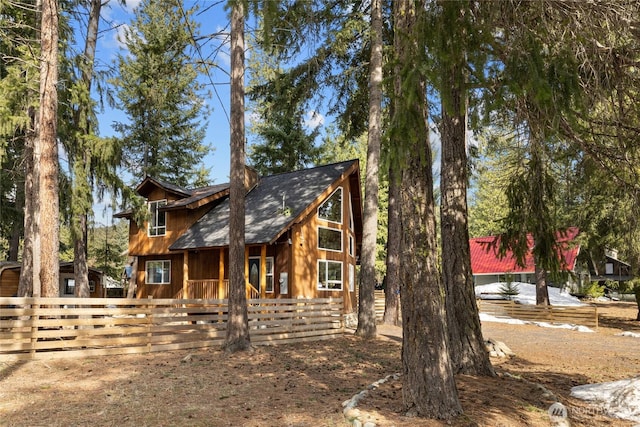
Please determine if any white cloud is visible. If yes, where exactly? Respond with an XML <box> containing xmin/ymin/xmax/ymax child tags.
<box><xmin>123</xmin><ymin>0</ymin><xmax>143</xmax><ymax>13</ymax></box>
<box><xmin>212</xmin><ymin>25</ymin><xmax>231</xmax><ymax>68</ymax></box>
<box><xmin>114</xmin><ymin>23</ymin><xmax>131</xmax><ymax>50</ymax></box>
<box><xmin>304</xmin><ymin>110</ymin><xmax>324</xmax><ymax>129</ymax></box>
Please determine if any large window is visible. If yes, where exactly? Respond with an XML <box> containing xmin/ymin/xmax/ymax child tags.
<box><xmin>64</xmin><ymin>278</ymin><xmax>95</xmax><ymax>294</ymax></box>
<box><xmin>318</xmin><ymin>227</ymin><xmax>342</xmax><ymax>252</ymax></box>
<box><xmin>317</xmin><ymin>188</ymin><xmax>342</xmax><ymax>223</ymax></box>
<box><xmin>146</xmin><ymin>260</ymin><xmax>171</xmax><ymax>284</ymax></box>
<box><xmin>317</xmin><ymin>260</ymin><xmax>343</xmax><ymax>291</ymax></box>
<box><xmin>148</xmin><ymin>200</ymin><xmax>167</xmax><ymax>236</ymax></box>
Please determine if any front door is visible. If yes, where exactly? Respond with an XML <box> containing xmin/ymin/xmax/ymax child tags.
<box><xmin>248</xmin><ymin>257</ymin><xmax>260</xmax><ymax>292</ymax></box>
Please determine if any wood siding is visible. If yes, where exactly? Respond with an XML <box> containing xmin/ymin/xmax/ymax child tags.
<box><xmin>128</xmin><ymin>187</ymin><xmax>211</xmax><ymax>256</ymax></box>
<box><xmin>1</xmin><ymin>266</ymin><xmax>104</xmax><ymax>298</ymax></box>
<box><xmin>129</xmin><ymin>167</ymin><xmax>360</xmax><ymax>313</ymax></box>
<box><xmin>0</xmin><ymin>269</ymin><xmax>19</xmax><ymax>297</ymax></box>
<box><xmin>136</xmin><ymin>253</ymin><xmax>184</xmax><ymax>299</ymax></box>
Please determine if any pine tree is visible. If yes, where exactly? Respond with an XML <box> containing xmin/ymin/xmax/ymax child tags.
<box><xmin>37</xmin><ymin>0</ymin><xmax>61</xmax><ymax>297</ymax></box>
<box><xmin>391</xmin><ymin>0</ymin><xmax>462</xmax><ymax>418</ymax></box>
<box><xmin>0</xmin><ymin>0</ymin><xmax>40</xmax><ymax>286</ymax></box>
<box><xmin>111</xmin><ymin>0</ymin><xmax>210</xmax><ymax>187</ymax></box>
<box><xmin>246</xmin><ymin>31</ymin><xmax>321</xmax><ymax>176</ymax></box>
<box><xmin>355</xmin><ymin>0</ymin><xmax>383</xmax><ymax>340</ymax></box>
<box><xmin>224</xmin><ymin>0</ymin><xmax>251</xmax><ymax>353</ymax></box>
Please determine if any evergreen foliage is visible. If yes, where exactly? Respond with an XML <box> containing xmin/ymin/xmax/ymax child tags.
<box><xmin>499</xmin><ymin>277</ymin><xmax>520</xmax><ymax>300</ymax></box>
<box><xmin>111</xmin><ymin>0</ymin><xmax>211</xmax><ymax>187</ymax></box>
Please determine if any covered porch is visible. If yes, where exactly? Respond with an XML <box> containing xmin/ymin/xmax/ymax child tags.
<box><xmin>177</xmin><ymin>244</ymin><xmax>282</xmax><ymax>300</ymax></box>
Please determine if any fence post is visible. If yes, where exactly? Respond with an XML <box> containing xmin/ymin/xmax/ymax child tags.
<box><xmin>30</xmin><ymin>298</ymin><xmax>39</xmax><ymax>359</ymax></box>
<box><xmin>146</xmin><ymin>296</ymin><xmax>153</xmax><ymax>353</ymax></box>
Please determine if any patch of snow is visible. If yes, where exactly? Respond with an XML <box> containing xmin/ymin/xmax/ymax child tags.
<box><xmin>571</xmin><ymin>377</ymin><xmax>640</xmax><ymax>423</ymax></box>
<box><xmin>475</xmin><ymin>282</ymin><xmax>585</xmax><ymax>306</ymax></box>
<box><xmin>479</xmin><ymin>313</ymin><xmax>595</xmax><ymax>333</ymax></box>
<box><xmin>616</xmin><ymin>331</ymin><xmax>640</xmax><ymax>338</ymax></box>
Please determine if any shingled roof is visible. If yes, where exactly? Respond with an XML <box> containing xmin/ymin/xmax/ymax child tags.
<box><xmin>170</xmin><ymin>160</ymin><xmax>360</xmax><ymax>250</ymax></box>
<box><xmin>470</xmin><ymin>227</ymin><xmax>580</xmax><ymax>275</ymax></box>
<box><xmin>114</xmin><ymin>179</ymin><xmax>231</xmax><ymax>219</ymax></box>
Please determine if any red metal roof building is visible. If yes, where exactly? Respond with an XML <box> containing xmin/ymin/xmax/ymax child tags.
<box><xmin>469</xmin><ymin>227</ymin><xmax>580</xmax><ymax>286</ymax></box>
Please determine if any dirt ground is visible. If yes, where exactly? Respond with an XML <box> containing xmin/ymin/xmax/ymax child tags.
<box><xmin>1</xmin><ymin>301</ymin><xmax>639</xmax><ymax>427</ymax></box>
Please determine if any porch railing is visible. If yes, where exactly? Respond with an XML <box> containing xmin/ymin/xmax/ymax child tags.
<box><xmin>178</xmin><ymin>279</ymin><xmax>261</xmax><ymax>300</ymax></box>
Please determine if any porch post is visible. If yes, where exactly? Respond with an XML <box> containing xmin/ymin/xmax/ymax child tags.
<box><xmin>244</xmin><ymin>247</ymin><xmax>250</xmax><ymax>297</ymax></box>
<box><xmin>183</xmin><ymin>250</ymin><xmax>189</xmax><ymax>299</ymax></box>
<box><xmin>218</xmin><ymin>248</ymin><xmax>225</xmax><ymax>298</ymax></box>
<box><xmin>260</xmin><ymin>245</ymin><xmax>267</xmax><ymax>298</ymax></box>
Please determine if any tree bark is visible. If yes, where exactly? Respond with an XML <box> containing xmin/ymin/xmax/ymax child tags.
<box><xmin>127</xmin><ymin>257</ymin><xmax>137</xmax><ymax>298</ymax></box>
<box><xmin>439</xmin><ymin>8</ymin><xmax>494</xmax><ymax>374</ymax></box>
<box><xmin>535</xmin><ymin>262</ymin><xmax>550</xmax><ymax>305</ymax></box>
<box><xmin>37</xmin><ymin>0</ymin><xmax>60</xmax><ymax>298</ymax></box>
<box><xmin>382</xmin><ymin>165</ymin><xmax>400</xmax><ymax>325</ymax></box>
<box><xmin>356</xmin><ymin>0</ymin><xmax>382</xmax><ymax>339</ymax></box>
<box><xmin>394</xmin><ymin>0</ymin><xmax>462</xmax><ymax>419</ymax></box>
<box><xmin>399</xmin><ymin>140</ymin><xmax>462</xmax><ymax>419</ymax></box>
<box><xmin>634</xmin><ymin>285</ymin><xmax>640</xmax><ymax>321</ymax></box>
<box><xmin>8</xmin><ymin>182</ymin><xmax>24</xmax><ymax>262</ymax></box>
<box><xmin>224</xmin><ymin>0</ymin><xmax>251</xmax><ymax>352</ymax></box>
<box><xmin>73</xmin><ymin>0</ymin><xmax>101</xmax><ymax>298</ymax></box>
<box><xmin>18</xmin><ymin>128</ymin><xmax>37</xmax><ymax>297</ymax></box>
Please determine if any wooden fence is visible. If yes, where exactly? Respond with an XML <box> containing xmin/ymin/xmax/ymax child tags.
<box><xmin>0</xmin><ymin>297</ymin><xmax>344</xmax><ymax>361</ymax></box>
<box><xmin>477</xmin><ymin>299</ymin><xmax>599</xmax><ymax>328</ymax></box>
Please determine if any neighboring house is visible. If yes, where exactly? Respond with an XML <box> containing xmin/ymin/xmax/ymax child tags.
<box><xmin>0</xmin><ymin>261</ymin><xmax>108</xmax><ymax>297</ymax></box>
<box><xmin>114</xmin><ymin>160</ymin><xmax>363</xmax><ymax>313</ymax></box>
<box><xmin>469</xmin><ymin>227</ymin><xmax>581</xmax><ymax>286</ymax></box>
<box><xmin>581</xmin><ymin>248</ymin><xmax>633</xmax><ymax>284</ymax></box>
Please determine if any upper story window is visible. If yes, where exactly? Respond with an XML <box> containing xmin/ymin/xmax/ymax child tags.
<box><xmin>318</xmin><ymin>226</ymin><xmax>342</xmax><ymax>252</ymax></box>
<box><xmin>148</xmin><ymin>200</ymin><xmax>167</xmax><ymax>236</ymax></box>
<box><xmin>318</xmin><ymin>187</ymin><xmax>342</xmax><ymax>224</ymax></box>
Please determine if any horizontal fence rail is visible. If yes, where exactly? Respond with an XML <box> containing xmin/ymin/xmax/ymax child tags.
<box><xmin>0</xmin><ymin>297</ymin><xmax>344</xmax><ymax>361</ymax></box>
<box><xmin>477</xmin><ymin>299</ymin><xmax>598</xmax><ymax>328</ymax></box>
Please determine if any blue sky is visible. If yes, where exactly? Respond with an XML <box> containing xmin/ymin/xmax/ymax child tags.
<box><xmin>85</xmin><ymin>0</ymin><xmax>235</xmax><ymax>223</ymax></box>
<box><xmin>93</xmin><ymin>0</ymin><xmax>232</xmax><ymax>185</ymax></box>
<box><xmin>86</xmin><ymin>0</ymin><xmax>327</xmax><ymax>223</ymax></box>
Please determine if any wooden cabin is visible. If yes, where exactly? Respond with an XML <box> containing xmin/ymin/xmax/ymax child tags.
<box><xmin>0</xmin><ymin>261</ymin><xmax>107</xmax><ymax>297</ymax></box>
<box><xmin>115</xmin><ymin>160</ymin><xmax>363</xmax><ymax>313</ymax></box>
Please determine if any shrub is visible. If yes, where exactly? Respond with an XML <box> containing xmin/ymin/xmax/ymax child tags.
<box><xmin>581</xmin><ymin>281</ymin><xmax>605</xmax><ymax>299</ymax></box>
<box><xmin>499</xmin><ymin>281</ymin><xmax>520</xmax><ymax>300</ymax></box>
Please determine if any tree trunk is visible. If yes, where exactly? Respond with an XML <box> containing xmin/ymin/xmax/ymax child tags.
<box><xmin>224</xmin><ymin>0</ymin><xmax>251</xmax><ymax>352</ymax></box>
<box><xmin>127</xmin><ymin>257</ymin><xmax>137</xmax><ymax>298</ymax></box>
<box><xmin>37</xmin><ymin>0</ymin><xmax>60</xmax><ymax>298</ymax></box>
<box><xmin>73</xmin><ymin>0</ymin><xmax>101</xmax><ymax>298</ymax></box>
<box><xmin>394</xmin><ymin>0</ymin><xmax>462</xmax><ymax>419</ymax></box>
<box><xmin>18</xmin><ymin>129</ymin><xmax>37</xmax><ymax>297</ymax></box>
<box><xmin>535</xmin><ymin>262</ymin><xmax>550</xmax><ymax>305</ymax></box>
<box><xmin>399</xmin><ymin>140</ymin><xmax>462</xmax><ymax>419</ymax></box>
<box><xmin>634</xmin><ymin>285</ymin><xmax>640</xmax><ymax>321</ymax></box>
<box><xmin>356</xmin><ymin>0</ymin><xmax>383</xmax><ymax>339</ymax></box>
<box><xmin>382</xmin><ymin>165</ymin><xmax>400</xmax><ymax>326</ymax></box>
<box><xmin>73</xmin><ymin>212</ymin><xmax>90</xmax><ymax>298</ymax></box>
<box><xmin>8</xmin><ymin>181</ymin><xmax>24</xmax><ymax>262</ymax></box>
<box><xmin>439</xmin><ymin>11</ymin><xmax>494</xmax><ymax>375</ymax></box>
